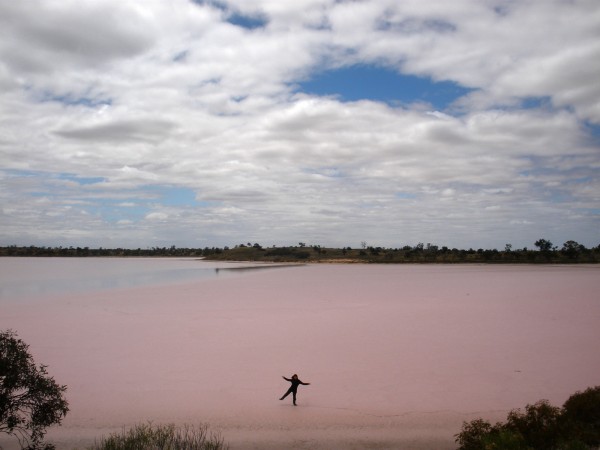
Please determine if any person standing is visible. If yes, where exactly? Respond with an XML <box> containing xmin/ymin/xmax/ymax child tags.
<box><xmin>279</xmin><ymin>374</ymin><xmax>310</xmax><ymax>406</ymax></box>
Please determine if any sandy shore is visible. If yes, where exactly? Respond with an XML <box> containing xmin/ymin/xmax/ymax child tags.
<box><xmin>1</xmin><ymin>263</ymin><xmax>599</xmax><ymax>449</ymax></box>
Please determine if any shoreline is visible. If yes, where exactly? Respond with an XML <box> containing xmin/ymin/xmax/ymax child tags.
<box><xmin>14</xmin><ymin>408</ymin><xmax>509</xmax><ymax>450</ymax></box>
<box><xmin>3</xmin><ymin>243</ymin><xmax>599</xmax><ymax>264</ymax></box>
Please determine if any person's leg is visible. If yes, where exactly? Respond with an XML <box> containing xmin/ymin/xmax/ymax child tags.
<box><xmin>292</xmin><ymin>390</ymin><xmax>297</xmax><ymax>405</ymax></box>
<box><xmin>280</xmin><ymin>387</ymin><xmax>293</xmax><ymax>400</ymax></box>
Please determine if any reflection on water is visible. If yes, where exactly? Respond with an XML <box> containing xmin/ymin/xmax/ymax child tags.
<box><xmin>214</xmin><ymin>264</ymin><xmax>304</xmax><ymax>274</ymax></box>
<box><xmin>0</xmin><ymin>258</ymin><xmax>297</xmax><ymax>300</ymax></box>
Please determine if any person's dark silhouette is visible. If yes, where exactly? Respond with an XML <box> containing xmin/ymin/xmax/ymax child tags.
<box><xmin>279</xmin><ymin>374</ymin><xmax>310</xmax><ymax>405</ymax></box>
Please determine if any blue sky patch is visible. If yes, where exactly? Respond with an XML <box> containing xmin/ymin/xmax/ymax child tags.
<box><xmin>40</xmin><ymin>92</ymin><xmax>112</xmax><ymax>108</ymax></box>
<box><xmin>191</xmin><ymin>0</ymin><xmax>267</xmax><ymax>29</ymax></box>
<box><xmin>57</xmin><ymin>173</ymin><xmax>105</xmax><ymax>185</ymax></box>
<box><xmin>191</xmin><ymin>0</ymin><xmax>226</xmax><ymax>10</ymax></box>
<box><xmin>226</xmin><ymin>11</ymin><xmax>268</xmax><ymax>29</ymax></box>
<box><xmin>81</xmin><ymin>187</ymin><xmax>207</xmax><ymax>223</ymax></box>
<box><xmin>4</xmin><ymin>170</ymin><xmax>104</xmax><ymax>186</ymax></box>
<box><xmin>173</xmin><ymin>50</ymin><xmax>189</xmax><ymax>62</ymax></box>
<box><xmin>521</xmin><ymin>96</ymin><xmax>552</xmax><ymax>109</ymax></box>
<box><xmin>68</xmin><ymin>186</ymin><xmax>206</xmax><ymax>224</ymax></box>
<box><xmin>302</xmin><ymin>167</ymin><xmax>344</xmax><ymax>178</ymax></box>
<box><xmin>147</xmin><ymin>186</ymin><xmax>208</xmax><ymax>207</ymax></box>
<box><xmin>377</xmin><ymin>18</ymin><xmax>456</xmax><ymax>34</ymax></box>
<box><xmin>297</xmin><ymin>65</ymin><xmax>471</xmax><ymax>110</ymax></box>
<box><xmin>4</xmin><ymin>169</ymin><xmax>41</xmax><ymax>178</ymax></box>
<box><xmin>6</xmin><ymin>169</ymin><xmax>210</xmax><ymax>223</ymax></box>
<box><xmin>584</xmin><ymin>121</ymin><xmax>600</xmax><ymax>144</ymax></box>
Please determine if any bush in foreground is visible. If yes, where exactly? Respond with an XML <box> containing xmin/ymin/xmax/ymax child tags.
<box><xmin>455</xmin><ymin>386</ymin><xmax>600</xmax><ymax>450</ymax></box>
<box><xmin>0</xmin><ymin>330</ymin><xmax>69</xmax><ymax>449</ymax></box>
<box><xmin>89</xmin><ymin>423</ymin><xmax>228</xmax><ymax>450</ymax></box>
<box><xmin>562</xmin><ymin>386</ymin><xmax>600</xmax><ymax>448</ymax></box>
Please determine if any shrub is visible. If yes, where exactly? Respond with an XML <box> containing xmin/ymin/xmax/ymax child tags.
<box><xmin>455</xmin><ymin>418</ymin><xmax>500</xmax><ymax>450</ymax></box>
<box><xmin>456</xmin><ymin>387</ymin><xmax>600</xmax><ymax>450</ymax></box>
<box><xmin>454</xmin><ymin>419</ymin><xmax>531</xmax><ymax>450</ymax></box>
<box><xmin>482</xmin><ymin>428</ymin><xmax>530</xmax><ymax>450</ymax></box>
<box><xmin>89</xmin><ymin>423</ymin><xmax>228</xmax><ymax>450</ymax></box>
<box><xmin>0</xmin><ymin>330</ymin><xmax>69</xmax><ymax>449</ymax></box>
<box><xmin>562</xmin><ymin>386</ymin><xmax>600</xmax><ymax>447</ymax></box>
<box><xmin>294</xmin><ymin>251</ymin><xmax>311</xmax><ymax>259</ymax></box>
<box><xmin>504</xmin><ymin>400</ymin><xmax>562</xmax><ymax>450</ymax></box>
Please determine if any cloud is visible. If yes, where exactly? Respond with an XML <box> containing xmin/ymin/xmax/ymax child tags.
<box><xmin>0</xmin><ymin>2</ymin><xmax>157</xmax><ymax>73</ymax></box>
<box><xmin>55</xmin><ymin>119</ymin><xmax>177</xmax><ymax>143</ymax></box>
<box><xmin>320</xmin><ymin>0</ymin><xmax>600</xmax><ymax>123</ymax></box>
<box><xmin>145</xmin><ymin>212</ymin><xmax>169</xmax><ymax>221</ymax></box>
<box><xmin>0</xmin><ymin>0</ymin><xmax>598</xmax><ymax>249</ymax></box>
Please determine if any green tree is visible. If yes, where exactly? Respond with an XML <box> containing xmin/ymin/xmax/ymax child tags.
<box><xmin>456</xmin><ymin>389</ymin><xmax>600</xmax><ymax>450</ymax></box>
<box><xmin>562</xmin><ymin>386</ymin><xmax>600</xmax><ymax>447</ymax></box>
<box><xmin>0</xmin><ymin>330</ymin><xmax>69</xmax><ymax>449</ymax></box>
<box><xmin>504</xmin><ymin>400</ymin><xmax>562</xmax><ymax>449</ymax></box>
<box><xmin>455</xmin><ymin>418</ymin><xmax>497</xmax><ymax>450</ymax></box>
<box><xmin>534</xmin><ymin>239</ymin><xmax>554</xmax><ymax>252</ymax></box>
<box><xmin>561</xmin><ymin>241</ymin><xmax>584</xmax><ymax>259</ymax></box>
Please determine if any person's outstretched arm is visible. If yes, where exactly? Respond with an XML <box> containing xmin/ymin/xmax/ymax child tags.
<box><xmin>282</xmin><ymin>376</ymin><xmax>292</xmax><ymax>381</ymax></box>
<box><xmin>299</xmin><ymin>380</ymin><xmax>310</xmax><ymax>385</ymax></box>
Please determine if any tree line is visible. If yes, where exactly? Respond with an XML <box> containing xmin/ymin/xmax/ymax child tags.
<box><xmin>208</xmin><ymin>239</ymin><xmax>600</xmax><ymax>263</ymax></box>
<box><xmin>1</xmin><ymin>239</ymin><xmax>599</xmax><ymax>263</ymax></box>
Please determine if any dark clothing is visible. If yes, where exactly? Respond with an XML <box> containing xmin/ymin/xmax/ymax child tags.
<box><xmin>283</xmin><ymin>377</ymin><xmax>308</xmax><ymax>389</ymax></box>
<box><xmin>280</xmin><ymin>376</ymin><xmax>309</xmax><ymax>405</ymax></box>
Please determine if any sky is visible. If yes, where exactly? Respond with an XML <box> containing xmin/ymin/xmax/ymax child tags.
<box><xmin>0</xmin><ymin>0</ymin><xmax>599</xmax><ymax>250</ymax></box>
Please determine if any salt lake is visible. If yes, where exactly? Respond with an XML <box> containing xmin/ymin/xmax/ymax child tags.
<box><xmin>1</xmin><ymin>258</ymin><xmax>599</xmax><ymax>449</ymax></box>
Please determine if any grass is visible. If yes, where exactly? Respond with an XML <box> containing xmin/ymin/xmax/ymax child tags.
<box><xmin>89</xmin><ymin>423</ymin><xmax>228</xmax><ymax>450</ymax></box>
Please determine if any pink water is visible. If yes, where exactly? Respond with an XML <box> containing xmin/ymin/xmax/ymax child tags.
<box><xmin>1</xmin><ymin>261</ymin><xmax>599</xmax><ymax>449</ymax></box>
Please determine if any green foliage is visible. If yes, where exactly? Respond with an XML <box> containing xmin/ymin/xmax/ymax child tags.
<box><xmin>535</xmin><ymin>239</ymin><xmax>554</xmax><ymax>252</ymax></box>
<box><xmin>562</xmin><ymin>386</ymin><xmax>600</xmax><ymax>447</ymax></box>
<box><xmin>2</xmin><ymin>239</ymin><xmax>600</xmax><ymax>263</ymax></box>
<box><xmin>561</xmin><ymin>241</ymin><xmax>585</xmax><ymax>259</ymax></box>
<box><xmin>0</xmin><ymin>330</ymin><xmax>69</xmax><ymax>449</ymax></box>
<box><xmin>455</xmin><ymin>387</ymin><xmax>600</xmax><ymax>450</ymax></box>
<box><xmin>454</xmin><ymin>420</ymin><xmax>531</xmax><ymax>450</ymax></box>
<box><xmin>89</xmin><ymin>423</ymin><xmax>228</xmax><ymax>450</ymax></box>
<box><xmin>482</xmin><ymin>429</ymin><xmax>531</xmax><ymax>450</ymax></box>
<box><xmin>454</xmin><ymin>418</ymin><xmax>497</xmax><ymax>450</ymax></box>
<box><xmin>505</xmin><ymin>400</ymin><xmax>562</xmax><ymax>450</ymax></box>
<box><xmin>204</xmin><ymin>240</ymin><xmax>600</xmax><ymax>264</ymax></box>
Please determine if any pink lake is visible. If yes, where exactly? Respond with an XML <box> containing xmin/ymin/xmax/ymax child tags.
<box><xmin>1</xmin><ymin>259</ymin><xmax>599</xmax><ymax>449</ymax></box>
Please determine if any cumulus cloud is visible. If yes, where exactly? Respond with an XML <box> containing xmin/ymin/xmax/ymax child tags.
<box><xmin>55</xmin><ymin>119</ymin><xmax>177</xmax><ymax>143</ymax></box>
<box><xmin>0</xmin><ymin>0</ymin><xmax>598</xmax><ymax>249</ymax></box>
<box><xmin>0</xmin><ymin>2</ymin><xmax>157</xmax><ymax>78</ymax></box>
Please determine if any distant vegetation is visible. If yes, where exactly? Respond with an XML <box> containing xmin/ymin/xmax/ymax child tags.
<box><xmin>89</xmin><ymin>423</ymin><xmax>228</xmax><ymax>450</ymax></box>
<box><xmin>455</xmin><ymin>386</ymin><xmax>600</xmax><ymax>450</ymax></box>
<box><xmin>1</xmin><ymin>239</ymin><xmax>599</xmax><ymax>263</ymax></box>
